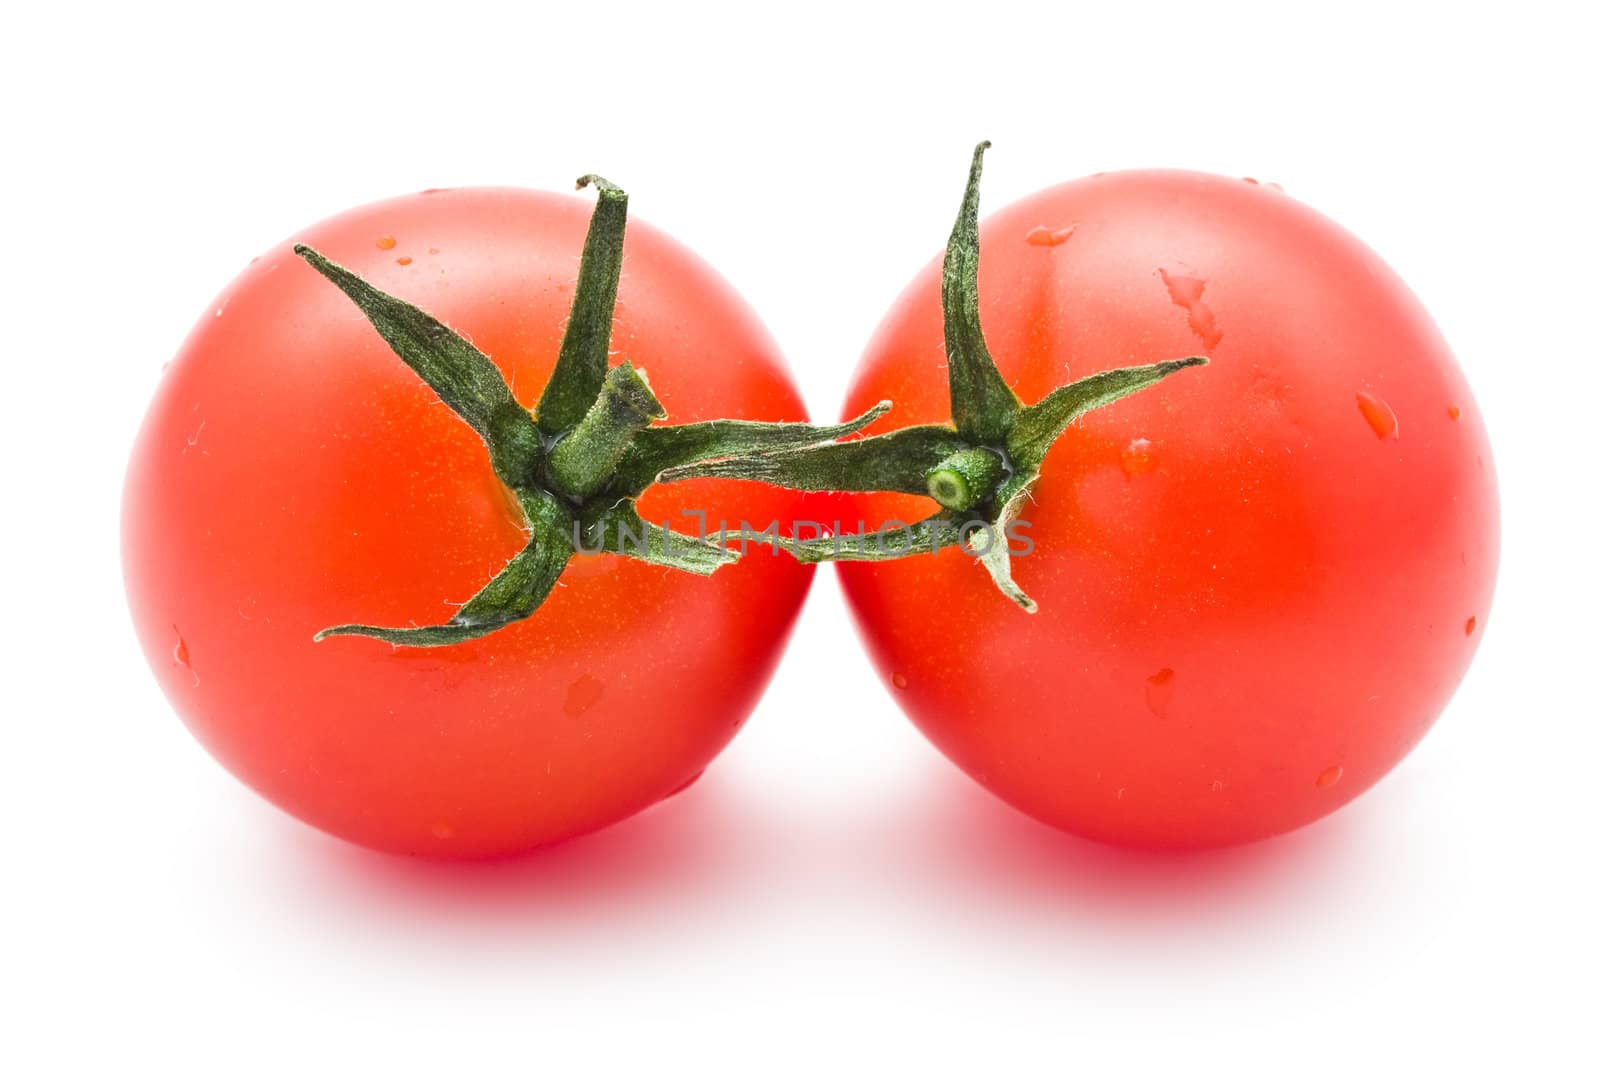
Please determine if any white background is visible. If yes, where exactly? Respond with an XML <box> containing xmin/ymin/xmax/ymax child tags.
<box><xmin>5</xmin><ymin>1</ymin><xmax>1596</xmax><ymax>1062</ymax></box>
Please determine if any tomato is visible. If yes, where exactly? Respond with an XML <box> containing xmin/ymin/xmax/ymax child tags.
<box><xmin>834</xmin><ymin>170</ymin><xmax>1498</xmax><ymax>848</ymax></box>
<box><xmin>123</xmin><ymin>187</ymin><xmax>812</xmax><ymax>858</ymax></box>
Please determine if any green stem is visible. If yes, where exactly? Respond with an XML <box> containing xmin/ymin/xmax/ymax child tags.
<box><xmin>925</xmin><ymin>448</ymin><xmax>1005</xmax><ymax>510</ymax></box>
<box><xmin>546</xmin><ymin>362</ymin><xmax>665</xmax><ymax>500</ymax></box>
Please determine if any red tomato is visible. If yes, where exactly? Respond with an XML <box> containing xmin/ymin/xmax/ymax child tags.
<box><xmin>836</xmin><ymin>171</ymin><xmax>1498</xmax><ymax>848</ymax></box>
<box><xmin>124</xmin><ymin>188</ymin><xmax>811</xmax><ymax>858</ymax></box>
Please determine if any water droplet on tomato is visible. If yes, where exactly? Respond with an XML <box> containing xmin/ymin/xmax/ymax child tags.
<box><xmin>564</xmin><ymin>675</ymin><xmax>606</xmax><ymax>718</ymax></box>
<box><xmin>375</xmin><ymin>235</ymin><xmax>397</xmax><ymax>250</ymax></box>
<box><xmin>665</xmin><ymin>769</ymin><xmax>705</xmax><ymax>799</ymax></box>
<box><xmin>891</xmin><ymin>672</ymin><xmax>910</xmax><ymax>690</ymax></box>
<box><xmin>1316</xmin><ymin>765</ymin><xmax>1343</xmax><ymax>788</ymax></box>
<box><xmin>1465</xmin><ymin>615</ymin><xmax>1477</xmax><ymax>636</ymax></box>
<box><xmin>1025</xmin><ymin>224</ymin><xmax>1076</xmax><ymax>247</ymax></box>
<box><xmin>565</xmin><ymin>551</ymin><xmax>622</xmax><ymax>578</ymax></box>
<box><xmin>1158</xmin><ymin>269</ymin><xmax>1223</xmax><ymax>352</ymax></box>
<box><xmin>396</xmin><ymin>256</ymin><xmax>413</xmax><ymax>266</ymax></box>
<box><xmin>1447</xmin><ymin>404</ymin><xmax>1462</xmax><ymax>421</ymax></box>
<box><xmin>431</xmin><ymin>823</ymin><xmax>456</xmax><ymax>840</ymax></box>
<box><xmin>1356</xmin><ymin>391</ymin><xmax>1398</xmax><ymax>439</ymax></box>
<box><xmin>1145</xmin><ymin>667</ymin><xmax>1175</xmax><ymax>718</ymax></box>
<box><xmin>172</xmin><ymin>627</ymin><xmax>198</xmax><ymax>686</ymax></box>
<box><xmin>1120</xmin><ymin>438</ymin><xmax>1156</xmax><ymax>478</ymax></box>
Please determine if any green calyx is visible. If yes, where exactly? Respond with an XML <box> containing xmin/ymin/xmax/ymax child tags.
<box><xmin>296</xmin><ymin>144</ymin><xmax>1206</xmax><ymax>646</ymax></box>
<box><xmin>666</xmin><ymin>142</ymin><xmax>1206</xmax><ymax>613</ymax></box>
<box><xmin>296</xmin><ymin>176</ymin><xmax>891</xmax><ymax>647</ymax></box>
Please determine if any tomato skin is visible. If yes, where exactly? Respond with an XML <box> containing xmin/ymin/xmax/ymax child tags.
<box><xmin>124</xmin><ymin>188</ymin><xmax>812</xmax><ymax>858</ymax></box>
<box><xmin>836</xmin><ymin>171</ymin><xmax>1498</xmax><ymax>848</ymax></box>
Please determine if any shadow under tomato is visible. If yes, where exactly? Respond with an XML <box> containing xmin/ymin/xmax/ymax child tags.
<box><xmin>850</xmin><ymin>756</ymin><xmax>1398</xmax><ymax>933</ymax></box>
<box><xmin>258</xmin><ymin>741</ymin><xmax>1413</xmax><ymax>954</ymax></box>
<box><xmin>264</xmin><ymin>770</ymin><xmax>763</xmax><ymax>932</ymax></box>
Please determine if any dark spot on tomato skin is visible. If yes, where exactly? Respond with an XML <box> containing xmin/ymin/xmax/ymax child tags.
<box><xmin>1145</xmin><ymin>668</ymin><xmax>1175</xmax><ymax>718</ymax></box>
<box><xmin>562</xmin><ymin>675</ymin><xmax>606</xmax><ymax>718</ymax></box>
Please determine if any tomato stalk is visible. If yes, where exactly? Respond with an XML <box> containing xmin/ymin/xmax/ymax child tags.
<box><xmin>665</xmin><ymin>143</ymin><xmax>1207</xmax><ymax>612</ymax></box>
<box><xmin>295</xmin><ymin>145</ymin><xmax>1206</xmax><ymax>644</ymax></box>
<box><xmin>545</xmin><ymin>362</ymin><xmax>665</xmax><ymax>499</ymax></box>
<box><xmin>295</xmin><ymin>177</ymin><xmax>891</xmax><ymax>647</ymax></box>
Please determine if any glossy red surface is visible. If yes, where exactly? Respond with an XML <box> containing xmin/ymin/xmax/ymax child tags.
<box><xmin>124</xmin><ymin>188</ymin><xmax>812</xmax><ymax>857</ymax></box>
<box><xmin>836</xmin><ymin>171</ymin><xmax>1499</xmax><ymax>847</ymax></box>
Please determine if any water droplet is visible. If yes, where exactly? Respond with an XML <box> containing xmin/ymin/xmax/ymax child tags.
<box><xmin>1465</xmin><ymin>615</ymin><xmax>1477</xmax><ymax>636</ymax></box>
<box><xmin>1447</xmin><ymin>404</ymin><xmax>1462</xmax><ymax>421</ymax></box>
<box><xmin>375</xmin><ymin>235</ymin><xmax>397</xmax><ymax>250</ymax></box>
<box><xmin>1316</xmin><ymin>765</ymin><xmax>1343</xmax><ymax>788</ymax></box>
<box><xmin>430</xmin><ymin>823</ymin><xmax>456</xmax><ymax>839</ymax></box>
<box><xmin>396</xmin><ymin>256</ymin><xmax>413</xmax><ymax>266</ymax></box>
<box><xmin>1145</xmin><ymin>667</ymin><xmax>1175</xmax><ymax>718</ymax></box>
<box><xmin>1120</xmin><ymin>438</ymin><xmax>1156</xmax><ymax>478</ymax></box>
<box><xmin>1025</xmin><ymin>224</ymin><xmax>1077</xmax><ymax>247</ymax></box>
<box><xmin>1158</xmin><ymin>269</ymin><xmax>1223</xmax><ymax>352</ymax></box>
<box><xmin>172</xmin><ymin>627</ymin><xmax>198</xmax><ymax>686</ymax></box>
<box><xmin>563</xmin><ymin>675</ymin><xmax>606</xmax><ymax>718</ymax></box>
<box><xmin>891</xmin><ymin>672</ymin><xmax>909</xmax><ymax>690</ymax></box>
<box><xmin>565</xmin><ymin>551</ymin><xmax>622</xmax><ymax>578</ymax></box>
<box><xmin>665</xmin><ymin>769</ymin><xmax>705</xmax><ymax>799</ymax></box>
<box><xmin>1356</xmin><ymin>391</ymin><xmax>1399</xmax><ymax>439</ymax></box>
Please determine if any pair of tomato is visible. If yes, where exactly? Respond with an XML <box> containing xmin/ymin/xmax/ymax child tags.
<box><xmin>123</xmin><ymin>164</ymin><xmax>1497</xmax><ymax>857</ymax></box>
